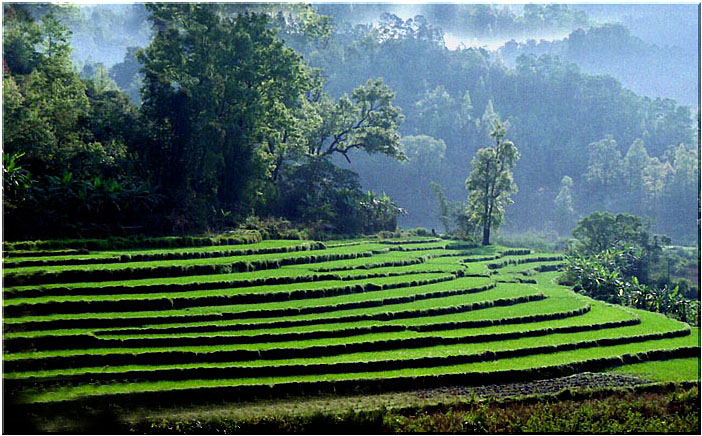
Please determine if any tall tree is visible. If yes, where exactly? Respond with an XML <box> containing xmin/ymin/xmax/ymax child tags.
<box><xmin>554</xmin><ymin>175</ymin><xmax>576</xmax><ymax>234</ymax></box>
<box><xmin>583</xmin><ymin>135</ymin><xmax>625</xmax><ymax>212</ymax></box>
<box><xmin>465</xmin><ymin>120</ymin><xmax>520</xmax><ymax>245</ymax></box>
<box><xmin>138</xmin><ymin>4</ymin><xmax>314</xmax><ymax>229</ymax></box>
<box><xmin>624</xmin><ymin>138</ymin><xmax>651</xmax><ymax>216</ymax></box>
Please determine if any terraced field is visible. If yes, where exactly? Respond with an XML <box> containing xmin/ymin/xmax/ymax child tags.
<box><xmin>3</xmin><ymin>237</ymin><xmax>699</xmax><ymax>412</ymax></box>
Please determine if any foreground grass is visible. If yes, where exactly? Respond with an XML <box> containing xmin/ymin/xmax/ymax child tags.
<box><xmin>384</xmin><ymin>386</ymin><xmax>700</xmax><ymax>434</ymax></box>
<box><xmin>606</xmin><ymin>358</ymin><xmax>701</xmax><ymax>382</ymax></box>
<box><xmin>20</xmin><ymin>384</ymin><xmax>698</xmax><ymax>433</ymax></box>
<box><xmin>20</xmin><ymin>330</ymin><xmax>697</xmax><ymax>404</ymax></box>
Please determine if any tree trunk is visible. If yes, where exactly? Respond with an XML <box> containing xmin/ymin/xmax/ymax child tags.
<box><xmin>482</xmin><ymin>223</ymin><xmax>491</xmax><ymax>246</ymax></box>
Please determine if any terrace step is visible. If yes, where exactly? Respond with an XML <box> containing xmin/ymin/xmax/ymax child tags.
<box><xmin>486</xmin><ymin>256</ymin><xmax>565</xmax><ymax>270</ymax></box>
<box><xmin>84</xmin><ymin>301</ymin><xmax>591</xmax><ymax>338</ymax></box>
<box><xmin>3</xmin><ymin>249</ymin><xmax>90</xmax><ymax>258</ymax></box>
<box><xmin>4</xmin><ymin>327</ymin><xmax>689</xmax><ymax>389</ymax></box>
<box><xmin>2</xmin><ymin>233</ymin><xmax>263</xmax><ymax>252</ymax></box>
<box><xmin>2</xmin><ymin>309</ymin><xmax>636</xmax><ymax>355</ymax></box>
<box><xmin>2</xmin><ymin>242</ymin><xmax>326</xmax><ymax>268</ymax></box>
<box><xmin>3</xmin><ymin>274</ymin><xmax>465</xmax><ymax>318</ymax></box>
<box><xmin>16</xmin><ymin>346</ymin><xmax>699</xmax><ymax>407</ymax></box>
<box><xmin>3</xmin><ymin>250</ymin><xmax>381</xmax><ymax>287</ymax></box>
<box><xmin>3</xmin><ymin>290</ymin><xmax>544</xmax><ymax>334</ymax></box>
<box><xmin>3</xmin><ymin>267</ymin><xmax>464</xmax><ymax>300</ymax></box>
<box><xmin>461</xmin><ymin>249</ymin><xmax>532</xmax><ymax>263</ymax></box>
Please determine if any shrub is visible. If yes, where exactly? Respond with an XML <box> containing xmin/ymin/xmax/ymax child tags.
<box><xmin>238</xmin><ymin>216</ymin><xmax>306</xmax><ymax>240</ymax></box>
<box><xmin>563</xmin><ymin>251</ymin><xmax>700</xmax><ymax>325</ymax></box>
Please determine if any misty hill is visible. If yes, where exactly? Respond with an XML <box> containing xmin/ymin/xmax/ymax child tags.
<box><xmin>573</xmin><ymin>3</ymin><xmax>699</xmax><ymax>50</ymax></box>
<box><xmin>498</xmin><ymin>23</ymin><xmax>698</xmax><ymax>106</ymax></box>
<box><xmin>57</xmin><ymin>3</ymin><xmax>697</xmax><ymax>107</ymax></box>
<box><xmin>287</xmin><ymin>11</ymin><xmax>697</xmax><ymax>242</ymax></box>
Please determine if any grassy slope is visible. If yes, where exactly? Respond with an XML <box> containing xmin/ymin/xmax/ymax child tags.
<box><xmin>2</xmin><ymin>239</ymin><xmax>699</xmax><ymax>407</ymax></box>
<box><xmin>606</xmin><ymin>354</ymin><xmax>700</xmax><ymax>382</ymax></box>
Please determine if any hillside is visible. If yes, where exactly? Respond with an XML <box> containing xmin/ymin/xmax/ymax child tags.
<box><xmin>3</xmin><ymin>235</ymin><xmax>698</xmax><ymax>431</ymax></box>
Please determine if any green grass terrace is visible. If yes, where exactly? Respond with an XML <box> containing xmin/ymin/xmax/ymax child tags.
<box><xmin>3</xmin><ymin>236</ymin><xmax>698</xmax><ymax>410</ymax></box>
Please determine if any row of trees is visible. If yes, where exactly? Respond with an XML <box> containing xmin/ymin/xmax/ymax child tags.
<box><xmin>2</xmin><ymin>4</ymin><xmax>411</xmax><ymax>238</ymax></box>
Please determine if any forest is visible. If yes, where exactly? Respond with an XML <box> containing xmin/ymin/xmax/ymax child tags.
<box><xmin>2</xmin><ymin>3</ymin><xmax>699</xmax><ymax>245</ymax></box>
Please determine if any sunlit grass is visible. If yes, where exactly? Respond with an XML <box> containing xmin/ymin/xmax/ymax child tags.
<box><xmin>23</xmin><ymin>332</ymin><xmax>699</xmax><ymax>404</ymax></box>
<box><xmin>4</xmin><ymin>239</ymin><xmax>699</xmax><ymax>409</ymax></box>
<box><xmin>3</xmin><ymin>272</ymin><xmax>456</xmax><ymax>306</ymax></box>
<box><xmin>3</xmin><ymin>243</ymin><xmax>388</xmax><ymax>274</ymax></box>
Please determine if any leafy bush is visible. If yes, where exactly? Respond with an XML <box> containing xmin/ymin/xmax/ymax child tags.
<box><xmin>562</xmin><ymin>250</ymin><xmax>700</xmax><ymax>325</ymax></box>
<box><xmin>271</xmin><ymin>158</ymin><xmax>405</xmax><ymax>236</ymax></box>
<box><xmin>430</xmin><ymin>181</ymin><xmax>476</xmax><ymax>241</ymax></box>
<box><xmin>238</xmin><ymin>216</ymin><xmax>306</xmax><ymax>240</ymax></box>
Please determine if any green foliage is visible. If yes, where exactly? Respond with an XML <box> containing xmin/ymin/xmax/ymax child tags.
<box><xmin>358</xmin><ymin>191</ymin><xmax>406</xmax><ymax>234</ymax></box>
<box><xmin>307</xmin><ymin>78</ymin><xmax>405</xmax><ymax>163</ymax></box>
<box><xmin>237</xmin><ymin>217</ymin><xmax>305</xmax><ymax>241</ymax></box>
<box><xmin>466</xmin><ymin>120</ymin><xmax>520</xmax><ymax>245</ymax></box>
<box><xmin>2</xmin><ymin>6</ymin><xmax>157</xmax><ymax>239</ymax></box>
<box><xmin>571</xmin><ymin>212</ymin><xmax>666</xmax><ymax>257</ymax></box>
<box><xmin>563</xmin><ymin>249</ymin><xmax>700</xmax><ymax>326</ymax></box>
<box><xmin>138</xmin><ymin>4</ymin><xmax>316</xmax><ymax>231</ymax></box>
<box><xmin>130</xmin><ymin>4</ymin><xmax>406</xmax><ymax>234</ymax></box>
<box><xmin>272</xmin><ymin>158</ymin><xmax>404</xmax><ymax>237</ymax></box>
<box><xmin>2</xmin><ymin>152</ymin><xmax>34</xmax><ymax>210</ymax></box>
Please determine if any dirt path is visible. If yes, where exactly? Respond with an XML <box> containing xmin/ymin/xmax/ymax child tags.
<box><xmin>424</xmin><ymin>372</ymin><xmax>652</xmax><ymax>400</ymax></box>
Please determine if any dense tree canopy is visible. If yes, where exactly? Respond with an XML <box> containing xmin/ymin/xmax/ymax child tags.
<box><xmin>3</xmin><ymin>4</ymin><xmax>154</xmax><ymax>238</ymax></box>
<box><xmin>2</xmin><ymin>3</ymin><xmax>698</xmax><ymax>244</ymax></box>
<box><xmin>138</xmin><ymin>3</ymin><xmax>317</xmax><ymax>229</ymax></box>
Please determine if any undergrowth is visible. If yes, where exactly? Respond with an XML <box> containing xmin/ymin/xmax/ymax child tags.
<box><xmin>128</xmin><ymin>384</ymin><xmax>700</xmax><ymax>434</ymax></box>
